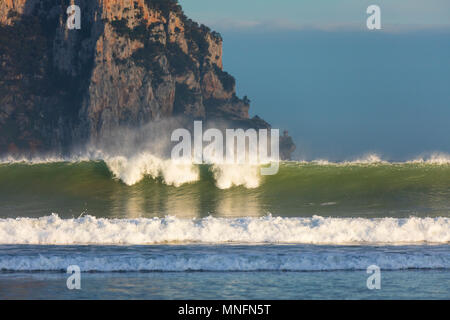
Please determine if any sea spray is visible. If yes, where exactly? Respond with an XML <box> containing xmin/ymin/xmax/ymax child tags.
<box><xmin>105</xmin><ymin>153</ymin><xmax>200</xmax><ymax>187</ymax></box>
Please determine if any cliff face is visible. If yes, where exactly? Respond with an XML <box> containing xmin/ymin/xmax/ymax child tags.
<box><xmin>0</xmin><ymin>0</ymin><xmax>294</xmax><ymax>158</ymax></box>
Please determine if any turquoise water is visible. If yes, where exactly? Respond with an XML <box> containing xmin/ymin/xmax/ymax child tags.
<box><xmin>2</xmin><ymin>161</ymin><xmax>450</xmax><ymax>218</ymax></box>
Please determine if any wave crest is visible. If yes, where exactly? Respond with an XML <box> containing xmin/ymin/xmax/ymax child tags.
<box><xmin>0</xmin><ymin>214</ymin><xmax>448</xmax><ymax>245</ymax></box>
<box><xmin>105</xmin><ymin>153</ymin><xmax>199</xmax><ymax>187</ymax></box>
<box><xmin>409</xmin><ymin>152</ymin><xmax>450</xmax><ymax>165</ymax></box>
<box><xmin>1</xmin><ymin>247</ymin><xmax>448</xmax><ymax>272</ymax></box>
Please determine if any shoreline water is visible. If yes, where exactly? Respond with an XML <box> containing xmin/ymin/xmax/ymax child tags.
<box><xmin>1</xmin><ymin>269</ymin><xmax>449</xmax><ymax>300</ymax></box>
<box><xmin>1</xmin><ymin>244</ymin><xmax>449</xmax><ymax>299</ymax></box>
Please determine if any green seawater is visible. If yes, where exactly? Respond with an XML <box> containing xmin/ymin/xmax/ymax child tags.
<box><xmin>1</xmin><ymin>161</ymin><xmax>450</xmax><ymax>218</ymax></box>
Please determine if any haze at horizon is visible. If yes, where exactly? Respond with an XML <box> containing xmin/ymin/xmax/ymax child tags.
<box><xmin>181</xmin><ymin>0</ymin><xmax>450</xmax><ymax>161</ymax></box>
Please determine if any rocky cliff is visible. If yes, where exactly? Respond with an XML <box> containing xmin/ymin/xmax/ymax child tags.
<box><xmin>0</xmin><ymin>0</ymin><xmax>295</xmax><ymax>158</ymax></box>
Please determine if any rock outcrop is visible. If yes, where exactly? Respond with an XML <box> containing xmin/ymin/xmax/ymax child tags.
<box><xmin>0</xmin><ymin>0</ymin><xmax>295</xmax><ymax>158</ymax></box>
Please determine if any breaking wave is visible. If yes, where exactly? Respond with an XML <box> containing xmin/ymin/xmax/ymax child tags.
<box><xmin>0</xmin><ymin>152</ymin><xmax>262</xmax><ymax>189</ymax></box>
<box><xmin>2</xmin><ymin>152</ymin><xmax>450</xmax><ymax>190</ymax></box>
<box><xmin>1</xmin><ymin>246</ymin><xmax>449</xmax><ymax>272</ymax></box>
<box><xmin>104</xmin><ymin>153</ymin><xmax>200</xmax><ymax>187</ymax></box>
<box><xmin>0</xmin><ymin>214</ymin><xmax>448</xmax><ymax>245</ymax></box>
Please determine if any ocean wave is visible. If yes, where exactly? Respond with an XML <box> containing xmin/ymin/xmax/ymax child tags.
<box><xmin>104</xmin><ymin>153</ymin><xmax>262</xmax><ymax>189</ymax></box>
<box><xmin>0</xmin><ymin>214</ymin><xmax>448</xmax><ymax>245</ymax></box>
<box><xmin>0</xmin><ymin>152</ymin><xmax>263</xmax><ymax>189</ymax></box>
<box><xmin>308</xmin><ymin>154</ymin><xmax>386</xmax><ymax>165</ymax></box>
<box><xmin>407</xmin><ymin>152</ymin><xmax>450</xmax><ymax>165</ymax></box>
<box><xmin>4</xmin><ymin>151</ymin><xmax>450</xmax><ymax>167</ymax></box>
<box><xmin>2</xmin><ymin>151</ymin><xmax>450</xmax><ymax>190</ymax></box>
<box><xmin>1</xmin><ymin>248</ymin><xmax>449</xmax><ymax>272</ymax></box>
<box><xmin>104</xmin><ymin>153</ymin><xmax>200</xmax><ymax>187</ymax></box>
<box><xmin>306</xmin><ymin>153</ymin><xmax>450</xmax><ymax>166</ymax></box>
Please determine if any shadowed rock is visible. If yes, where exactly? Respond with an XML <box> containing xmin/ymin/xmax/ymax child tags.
<box><xmin>0</xmin><ymin>0</ymin><xmax>295</xmax><ymax>159</ymax></box>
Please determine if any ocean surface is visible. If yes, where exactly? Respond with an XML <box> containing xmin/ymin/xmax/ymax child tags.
<box><xmin>0</xmin><ymin>154</ymin><xmax>449</xmax><ymax>299</ymax></box>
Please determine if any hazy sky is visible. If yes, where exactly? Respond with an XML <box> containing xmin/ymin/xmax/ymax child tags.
<box><xmin>180</xmin><ymin>0</ymin><xmax>450</xmax><ymax>31</ymax></box>
<box><xmin>179</xmin><ymin>1</ymin><xmax>450</xmax><ymax>161</ymax></box>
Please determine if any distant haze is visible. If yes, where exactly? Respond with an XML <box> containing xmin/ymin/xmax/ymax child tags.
<box><xmin>181</xmin><ymin>1</ymin><xmax>450</xmax><ymax>161</ymax></box>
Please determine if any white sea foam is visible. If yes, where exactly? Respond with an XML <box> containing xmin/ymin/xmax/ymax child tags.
<box><xmin>0</xmin><ymin>248</ymin><xmax>448</xmax><ymax>272</ymax></box>
<box><xmin>104</xmin><ymin>153</ymin><xmax>199</xmax><ymax>187</ymax></box>
<box><xmin>211</xmin><ymin>164</ymin><xmax>261</xmax><ymax>189</ymax></box>
<box><xmin>0</xmin><ymin>214</ymin><xmax>448</xmax><ymax>245</ymax></box>
<box><xmin>408</xmin><ymin>152</ymin><xmax>450</xmax><ymax>165</ymax></box>
<box><xmin>0</xmin><ymin>155</ymin><xmax>84</xmax><ymax>164</ymax></box>
<box><xmin>346</xmin><ymin>153</ymin><xmax>387</xmax><ymax>164</ymax></box>
<box><xmin>309</xmin><ymin>152</ymin><xmax>450</xmax><ymax>166</ymax></box>
<box><xmin>104</xmin><ymin>154</ymin><xmax>263</xmax><ymax>189</ymax></box>
<box><xmin>309</xmin><ymin>153</ymin><xmax>387</xmax><ymax>165</ymax></box>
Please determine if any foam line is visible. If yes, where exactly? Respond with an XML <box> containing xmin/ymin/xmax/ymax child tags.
<box><xmin>0</xmin><ymin>214</ymin><xmax>448</xmax><ymax>245</ymax></box>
